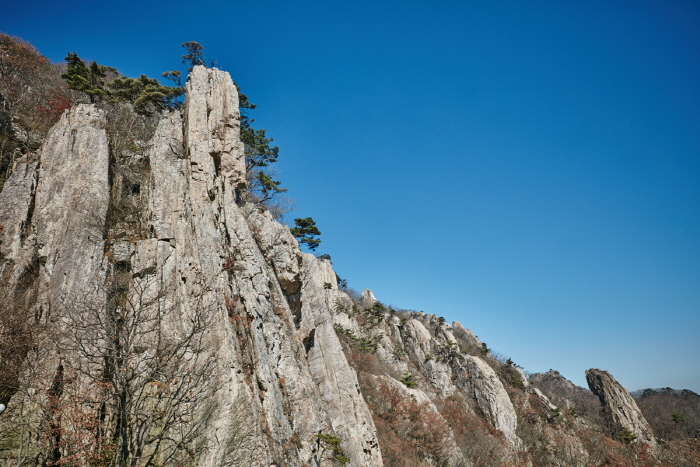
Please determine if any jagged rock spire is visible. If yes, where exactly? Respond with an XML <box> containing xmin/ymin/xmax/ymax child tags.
<box><xmin>586</xmin><ymin>368</ymin><xmax>658</xmax><ymax>452</ymax></box>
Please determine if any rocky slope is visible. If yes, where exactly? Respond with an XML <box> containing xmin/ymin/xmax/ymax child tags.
<box><xmin>0</xmin><ymin>65</ymin><xmax>695</xmax><ymax>467</ymax></box>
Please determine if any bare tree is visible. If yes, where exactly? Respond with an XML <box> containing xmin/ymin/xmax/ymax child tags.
<box><xmin>53</xmin><ymin>271</ymin><xmax>217</xmax><ymax>467</ymax></box>
<box><xmin>219</xmin><ymin>394</ymin><xmax>266</xmax><ymax>467</ymax></box>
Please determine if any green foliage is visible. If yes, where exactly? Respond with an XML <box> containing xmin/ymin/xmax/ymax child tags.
<box><xmin>672</xmin><ymin>411</ymin><xmax>687</xmax><ymax>423</ymax></box>
<box><xmin>480</xmin><ymin>342</ymin><xmax>490</xmax><ymax>356</ymax></box>
<box><xmin>313</xmin><ymin>433</ymin><xmax>349</xmax><ymax>465</ymax></box>
<box><xmin>236</xmin><ymin>89</ymin><xmax>291</xmax><ymax>211</ymax></box>
<box><xmin>619</xmin><ymin>428</ymin><xmax>637</xmax><ymax>444</ymax></box>
<box><xmin>333</xmin><ymin>300</ymin><xmax>348</xmax><ymax>314</ymax></box>
<box><xmin>369</xmin><ymin>302</ymin><xmax>386</xmax><ymax>320</ymax></box>
<box><xmin>507</xmin><ymin>371</ymin><xmax>524</xmax><ymax>389</ymax></box>
<box><xmin>392</xmin><ymin>341</ymin><xmax>407</xmax><ymax>359</ymax></box>
<box><xmin>181</xmin><ymin>41</ymin><xmax>205</xmax><ymax>72</ymax></box>
<box><xmin>254</xmin><ymin>170</ymin><xmax>287</xmax><ymax>202</ymax></box>
<box><xmin>62</xmin><ymin>52</ymin><xmax>181</xmax><ymax>115</ymax></box>
<box><xmin>291</xmin><ymin>217</ymin><xmax>321</xmax><ymax>251</ymax></box>
<box><xmin>336</xmin><ymin>273</ymin><xmax>347</xmax><ymax>289</ymax></box>
<box><xmin>243</xmin><ymin>126</ymin><xmax>279</xmax><ymax>172</ymax></box>
<box><xmin>424</xmin><ymin>354</ymin><xmax>433</xmax><ymax>363</ymax></box>
<box><xmin>61</xmin><ymin>52</ymin><xmax>110</xmax><ymax>103</ymax></box>
<box><xmin>437</xmin><ymin>316</ymin><xmax>445</xmax><ymax>324</ymax></box>
<box><xmin>333</xmin><ymin>324</ymin><xmax>379</xmax><ymax>353</ymax></box>
<box><xmin>318</xmin><ymin>254</ymin><xmax>331</xmax><ymax>262</ymax></box>
<box><xmin>400</xmin><ymin>373</ymin><xmax>418</xmax><ymax>388</ymax></box>
<box><xmin>354</xmin><ymin>301</ymin><xmax>388</xmax><ymax>328</ymax></box>
<box><xmin>161</xmin><ymin>70</ymin><xmax>183</xmax><ymax>87</ymax></box>
<box><xmin>548</xmin><ymin>407</ymin><xmax>562</xmax><ymax>423</ymax></box>
<box><xmin>323</xmin><ymin>282</ymin><xmax>332</xmax><ymax>290</ymax></box>
<box><xmin>108</xmin><ymin>74</ymin><xmax>183</xmax><ymax>115</ymax></box>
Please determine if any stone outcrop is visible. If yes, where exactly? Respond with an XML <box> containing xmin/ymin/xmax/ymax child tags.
<box><xmin>530</xmin><ymin>370</ymin><xmax>579</xmax><ymax>396</ymax></box>
<box><xmin>330</xmin><ymin>301</ymin><xmax>523</xmax><ymax>453</ymax></box>
<box><xmin>0</xmin><ymin>162</ymin><xmax>37</xmax><ymax>264</ymax></box>
<box><xmin>0</xmin><ymin>67</ymin><xmax>383</xmax><ymax>467</ymax></box>
<box><xmin>586</xmin><ymin>368</ymin><xmax>658</xmax><ymax>451</ymax></box>
<box><xmin>463</xmin><ymin>355</ymin><xmax>521</xmax><ymax>448</ymax></box>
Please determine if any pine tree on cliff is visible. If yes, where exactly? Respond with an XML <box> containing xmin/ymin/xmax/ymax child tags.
<box><xmin>181</xmin><ymin>41</ymin><xmax>205</xmax><ymax>72</ymax></box>
<box><xmin>291</xmin><ymin>217</ymin><xmax>321</xmax><ymax>251</ymax></box>
<box><xmin>61</xmin><ymin>53</ymin><xmax>109</xmax><ymax>103</ymax></box>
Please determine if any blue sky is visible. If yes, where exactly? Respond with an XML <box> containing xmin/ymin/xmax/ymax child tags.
<box><xmin>3</xmin><ymin>0</ymin><xmax>699</xmax><ymax>392</ymax></box>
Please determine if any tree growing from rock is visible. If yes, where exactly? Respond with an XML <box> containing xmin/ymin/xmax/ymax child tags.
<box><xmin>52</xmin><ymin>274</ymin><xmax>217</xmax><ymax>467</ymax></box>
<box><xmin>291</xmin><ymin>217</ymin><xmax>321</xmax><ymax>251</ymax></box>
<box><xmin>62</xmin><ymin>52</ymin><xmax>182</xmax><ymax>115</ymax></box>
<box><xmin>62</xmin><ymin>52</ymin><xmax>110</xmax><ymax>103</ymax></box>
<box><xmin>180</xmin><ymin>41</ymin><xmax>205</xmax><ymax>72</ymax></box>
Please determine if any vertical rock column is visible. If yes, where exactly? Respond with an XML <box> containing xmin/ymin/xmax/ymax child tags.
<box><xmin>0</xmin><ymin>104</ymin><xmax>111</xmax><ymax>464</ymax></box>
<box><xmin>33</xmin><ymin>104</ymin><xmax>110</xmax><ymax>310</ymax></box>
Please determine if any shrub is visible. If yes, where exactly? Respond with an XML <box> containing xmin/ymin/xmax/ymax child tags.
<box><xmin>400</xmin><ymin>373</ymin><xmax>418</xmax><ymax>389</ymax></box>
<box><xmin>392</xmin><ymin>341</ymin><xmax>407</xmax><ymax>359</ymax></box>
<box><xmin>313</xmin><ymin>433</ymin><xmax>349</xmax><ymax>465</ymax></box>
<box><xmin>333</xmin><ymin>324</ymin><xmax>379</xmax><ymax>353</ymax></box>
<box><xmin>619</xmin><ymin>429</ymin><xmax>637</xmax><ymax>444</ymax></box>
<box><xmin>671</xmin><ymin>411</ymin><xmax>686</xmax><ymax>423</ymax></box>
<box><xmin>480</xmin><ymin>342</ymin><xmax>490</xmax><ymax>356</ymax></box>
<box><xmin>362</xmin><ymin>380</ymin><xmax>455</xmax><ymax>466</ymax></box>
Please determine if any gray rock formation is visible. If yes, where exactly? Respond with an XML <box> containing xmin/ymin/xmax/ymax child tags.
<box><xmin>463</xmin><ymin>355</ymin><xmax>521</xmax><ymax>448</ymax></box>
<box><xmin>586</xmin><ymin>368</ymin><xmax>658</xmax><ymax>451</ymax></box>
<box><xmin>0</xmin><ymin>67</ymin><xmax>383</xmax><ymax>467</ymax></box>
<box><xmin>0</xmin><ymin>104</ymin><xmax>112</xmax><ymax>466</ymax></box>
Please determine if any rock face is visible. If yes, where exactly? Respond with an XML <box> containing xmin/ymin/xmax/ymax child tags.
<box><xmin>586</xmin><ymin>369</ymin><xmax>658</xmax><ymax>451</ymax></box>
<box><xmin>463</xmin><ymin>355</ymin><xmax>520</xmax><ymax>447</ymax></box>
<box><xmin>0</xmin><ymin>67</ymin><xmax>383</xmax><ymax>467</ymax></box>
<box><xmin>0</xmin><ymin>105</ymin><xmax>112</xmax><ymax>466</ymax></box>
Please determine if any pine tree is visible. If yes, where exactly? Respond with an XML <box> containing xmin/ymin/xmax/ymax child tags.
<box><xmin>107</xmin><ymin>75</ymin><xmax>182</xmax><ymax>115</ymax></box>
<box><xmin>181</xmin><ymin>41</ymin><xmax>205</xmax><ymax>72</ymax></box>
<box><xmin>61</xmin><ymin>53</ymin><xmax>109</xmax><ymax>103</ymax></box>
<box><xmin>290</xmin><ymin>217</ymin><xmax>321</xmax><ymax>251</ymax></box>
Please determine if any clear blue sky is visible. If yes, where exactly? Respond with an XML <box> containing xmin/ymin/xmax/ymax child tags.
<box><xmin>3</xmin><ymin>0</ymin><xmax>699</xmax><ymax>393</ymax></box>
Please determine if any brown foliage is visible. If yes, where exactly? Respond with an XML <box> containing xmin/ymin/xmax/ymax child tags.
<box><xmin>0</xmin><ymin>259</ymin><xmax>41</xmax><ymax>403</ymax></box>
<box><xmin>0</xmin><ymin>34</ymin><xmax>75</xmax><ymax>180</ymax></box>
<box><xmin>635</xmin><ymin>390</ymin><xmax>700</xmax><ymax>441</ymax></box>
<box><xmin>437</xmin><ymin>395</ymin><xmax>511</xmax><ymax>467</ymax></box>
<box><xmin>39</xmin><ymin>371</ymin><xmax>115</xmax><ymax>466</ymax></box>
<box><xmin>361</xmin><ymin>378</ymin><xmax>454</xmax><ymax>466</ymax></box>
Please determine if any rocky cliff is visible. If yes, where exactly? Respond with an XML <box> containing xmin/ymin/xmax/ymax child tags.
<box><xmin>0</xmin><ymin>67</ymin><xmax>381</xmax><ymax>467</ymax></box>
<box><xmin>0</xmin><ymin>65</ymin><xmax>691</xmax><ymax>467</ymax></box>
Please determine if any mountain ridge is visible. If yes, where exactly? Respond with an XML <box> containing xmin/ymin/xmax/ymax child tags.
<box><xmin>0</xmin><ymin>59</ymin><xmax>698</xmax><ymax>466</ymax></box>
